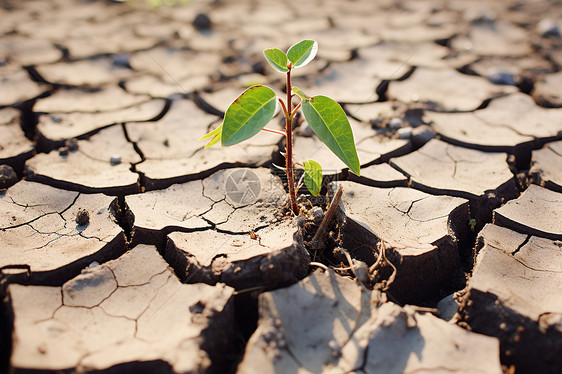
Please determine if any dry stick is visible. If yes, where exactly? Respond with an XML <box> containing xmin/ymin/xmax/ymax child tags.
<box><xmin>310</xmin><ymin>185</ymin><xmax>344</xmax><ymax>250</ymax></box>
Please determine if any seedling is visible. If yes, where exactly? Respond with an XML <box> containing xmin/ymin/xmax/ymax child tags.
<box><xmin>200</xmin><ymin>40</ymin><xmax>360</xmax><ymax>214</ymax></box>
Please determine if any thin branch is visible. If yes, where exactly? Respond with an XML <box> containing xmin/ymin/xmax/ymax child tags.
<box><xmin>278</xmin><ymin>97</ymin><xmax>288</xmax><ymax>117</ymax></box>
<box><xmin>291</xmin><ymin>102</ymin><xmax>302</xmax><ymax>118</ymax></box>
<box><xmin>261</xmin><ymin>127</ymin><xmax>286</xmax><ymax>136</ymax></box>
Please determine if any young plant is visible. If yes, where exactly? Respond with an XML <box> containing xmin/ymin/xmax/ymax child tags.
<box><xmin>200</xmin><ymin>39</ymin><xmax>360</xmax><ymax>214</ymax></box>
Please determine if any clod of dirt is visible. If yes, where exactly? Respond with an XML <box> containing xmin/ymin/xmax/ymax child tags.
<box><xmin>475</xmin><ymin>93</ymin><xmax>562</xmax><ymax>139</ymax></box>
<box><xmin>125</xmin><ymin>100</ymin><xmax>281</xmax><ymax>188</ymax></box>
<box><xmin>390</xmin><ymin>138</ymin><xmax>519</xmax><ymax>229</ymax></box>
<box><xmin>37</xmin><ymin>99</ymin><xmax>166</xmax><ymax>145</ymax></box>
<box><xmin>493</xmin><ymin>184</ymin><xmax>562</xmax><ymax>241</ymax></box>
<box><xmin>125</xmin><ymin>167</ymin><xmax>286</xmax><ymax>246</ymax></box>
<box><xmin>66</xmin><ymin>138</ymin><xmax>78</xmax><ymax>152</ymax></box>
<box><xmin>451</xmin><ymin>20</ymin><xmax>532</xmax><ymax>57</ymax></box>
<box><xmin>530</xmin><ymin>141</ymin><xmax>562</xmax><ymax>192</ymax></box>
<box><xmin>26</xmin><ymin>125</ymin><xmax>142</xmax><ymax>195</ymax></box>
<box><xmin>388</xmin><ymin>67</ymin><xmax>517</xmax><ymax>112</ymax></box>
<box><xmin>348</xmin><ymin>163</ymin><xmax>408</xmax><ymax>188</ymax></box>
<box><xmin>0</xmin><ymin>69</ymin><xmax>46</xmax><ymax>107</ymax></box>
<box><xmin>338</xmin><ymin>181</ymin><xmax>469</xmax><ymax>304</ymax></box>
<box><xmin>537</xmin><ymin>18</ymin><xmax>562</xmax><ymax>38</ymax></box>
<box><xmin>390</xmin><ymin>139</ymin><xmax>517</xmax><ymax>198</ymax></box>
<box><xmin>109</xmin><ymin>155</ymin><xmax>121</xmax><ymax>166</ymax></box>
<box><xmin>291</xmin><ymin>59</ymin><xmax>385</xmax><ymax>104</ymax></box>
<box><xmin>75</xmin><ymin>209</ymin><xmax>90</xmax><ymax>226</ymax></box>
<box><xmin>533</xmin><ymin>71</ymin><xmax>562</xmax><ymax>108</ymax></box>
<box><xmin>426</xmin><ymin>110</ymin><xmax>535</xmax><ymax>152</ymax></box>
<box><xmin>165</xmin><ymin>219</ymin><xmax>310</xmax><ymax>291</ymax></box>
<box><xmin>58</xmin><ymin>23</ymin><xmax>160</xmax><ymax>60</ymax></box>
<box><xmin>311</xmin><ymin>206</ymin><xmax>324</xmax><ymax>224</ymax></box>
<box><xmin>0</xmin><ymin>34</ymin><xmax>62</xmax><ymax>65</ymax></box>
<box><xmin>8</xmin><ymin>244</ymin><xmax>237</xmax><ymax>373</ymax></box>
<box><xmin>0</xmin><ymin>164</ymin><xmax>18</xmax><ymax>189</ymax></box>
<box><xmin>458</xmin><ymin>224</ymin><xmax>562</xmax><ymax>373</ymax></box>
<box><xmin>294</xmin><ymin>120</ymin><xmax>412</xmax><ymax>175</ymax></box>
<box><xmin>125</xmin><ymin>47</ymin><xmax>220</xmax><ymax>97</ymax></box>
<box><xmin>34</xmin><ymin>86</ymin><xmax>151</xmax><ymax>114</ymax></box>
<box><xmin>193</xmin><ymin>13</ymin><xmax>212</xmax><ymax>31</ymax></box>
<box><xmin>238</xmin><ymin>269</ymin><xmax>502</xmax><ymax>374</ymax></box>
<box><xmin>0</xmin><ymin>181</ymin><xmax>126</xmax><ymax>285</ymax></box>
<box><xmin>397</xmin><ymin>127</ymin><xmax>412</xmax><ymax>139</ymax></box>
<box><xmin>35</xmin><ymin>57</ymin><xmax>136</xmax><ymax>86</ymax></box>
<box><xmin>437</xmin><ymin>293</ymin><xmax>461</xmax><ymax>322</ymax></box>
<box><xmin>410</xmin><ymin>125</ymin><xmax>435</xmax><ymax>146</ymax></box>
<box><xmin>0</xmin><ymin>108</ymin><xmax>35</xmax><ymax>172</ymax></box>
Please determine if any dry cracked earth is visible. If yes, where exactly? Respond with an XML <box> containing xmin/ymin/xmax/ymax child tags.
<box><xmin>1</xmin><ymin>0</ymin><xmax>561</xmax><ymax>373</ymax></box>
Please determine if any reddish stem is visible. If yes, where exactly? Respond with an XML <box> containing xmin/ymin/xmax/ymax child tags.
<box><xmin>278</xmin><ymin>97</ymin><xmax>288</xmax><ymax>117</ymax></box>
<box><xmin>291</xmin><ymin>102</ymin><xmax>302</xmax><ymax>118</ymax></box>
<box><xmin>285</xmin><ymin>66</ymin><xmax>299</xmax><ymax>214</ymax></box>
<box><xmin>261</xmin><ymin>127</ymin><xmax>286</xmax><ymax>136</ymax></box>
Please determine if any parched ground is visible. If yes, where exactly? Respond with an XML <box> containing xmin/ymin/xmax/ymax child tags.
<box><xmin>1</xmin><ymin>0</ymin><xmax>561</xmax><ymax>373</ymax></box>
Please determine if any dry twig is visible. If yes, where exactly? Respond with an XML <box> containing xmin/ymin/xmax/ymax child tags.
<box><xmin>310</xmin><ymin>185</ymin><xmax>343</xmax><ymax>251</ymax></box>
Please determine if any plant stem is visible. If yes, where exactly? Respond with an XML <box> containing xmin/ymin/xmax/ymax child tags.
<box><xmin>290</xmin><ymin>102</ymin><xmax>302</xmax><ymax>118</ymax></box>
<box><xmin>261</xmin><ymin>127</ymin><xmax>286</xmax><ymax>136</ymax></box>
<box><xmin>285</xmin><ymin>66</ymin><xmax>299</xmax><ymax>215</ymax></box>
<box><xmin>278</xmin><ymin>97</ymin><xmax>288</xmax><ymax>117</ymax></box>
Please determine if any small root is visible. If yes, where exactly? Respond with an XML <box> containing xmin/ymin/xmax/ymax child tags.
<box><xmin>309</xmin><ymin>261</ymin><xmax>329</xmax><ymax>271</ymax></box>
<box><xmin>232</xmin><ymin>285</ymin><xmax>266</xmax><ymax>295</ymax></box>
<box><xmin>370</xmin><ymin>240</ymin><xmax>397</xmax><ymax>291</ymax></box>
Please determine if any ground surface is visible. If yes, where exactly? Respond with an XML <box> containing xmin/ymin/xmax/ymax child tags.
<box><xmin>1</xmin><ymin>0</ymin><xmax>561</xmax><ymax>373</ymax></box>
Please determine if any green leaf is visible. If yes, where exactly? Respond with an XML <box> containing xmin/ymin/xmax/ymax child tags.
<box><xmin>263</xmin><ymin>48</ymin><xmax>289</xmax><ymax>73</ymax></box>
<box><xmin>292</xmin><ymin>86</ymin><xmax>311</xmax><ymax>101</ymax></box>
<box><xmin>199</xmin><ymin>124</ymin><xmax>221</xmax><ymax>140</ymax></box>
<box><xmin>287</xmin><ymin>40</ymin><xmax>318</xmax><ymax>68</ymax></box>
<box><xmin>221</xmin><ymin>85</ymin><xmax>277</xmax><ymax>146</ymax></box>
<box><xmin>303</xmin><ymin>160</ymin><xmax>322</xmax><ymax>196</ymax></box>
<box><xmin>198</xmin><ymin>124</ymin><xmax>222</xmax><ymax>148</ymax></box>
<box><xmin>302</xmin><ymin>96</ymin><xmax>361</xmax><ymax>176</ymax></box>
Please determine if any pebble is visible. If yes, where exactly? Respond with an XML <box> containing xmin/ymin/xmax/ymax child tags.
<box><xmin>193</xmin><ymin>13</ymin><xmax>211</xmax><ymax>31</ymax></box>
<box><xmin>487</xmin><ymin>70</ymin><xmax>516</xmax><ymax>86</ymax></box>
<box><xmin>112</xmin><ymin>53</ymin><xmax>131</xmax><ymax>68</ymax></box>
<box><xmin>389</xmin><ymin>117</ymin><xmax>403</xmax><ymax>129</ymax></box>
<box><xmin>538</xmin><ymin>19</ymin><xmax>561</xmax><ymax>38</ymax></box>
<box><xmin>311</xmin><ymin>206</ymin><xmax>324</xmax><ymax>225</ymax></box>
<box><xmin>468</xmin><ymin>9</ymin><xmax>496</xmax><ymax>24</ymax></box>
<box><xmin>0</xmin><ymin>164</ymin><xmax>18</xmax><ymax>189</ymax></box>
<box><xmin>397</xmin><ymin>127</ymin><xmax>412</xmax><ymax>139</ymax></box>
<box><xmin>66</xmin><ymin>138</ymin><xmax>79</xmax><ymax>152</ymax></box>
<box><xmin>110</xmin><ymin>155</ymin><xmax>122</xmax><ymax>166</ymax></box>
<box><xmin>49</xmin><ymin>114</ymin><xmax>62</xmax><ymax>123</ymax></box>
<box><xmin>75</xmin><ymin>209</ymin><xmax>90</xmax><ymax>226</ymax></box>
<box><xmin>411</xmin><ymin>125</ymin><xmax>436</xmax><ymax>147</ymax></box>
